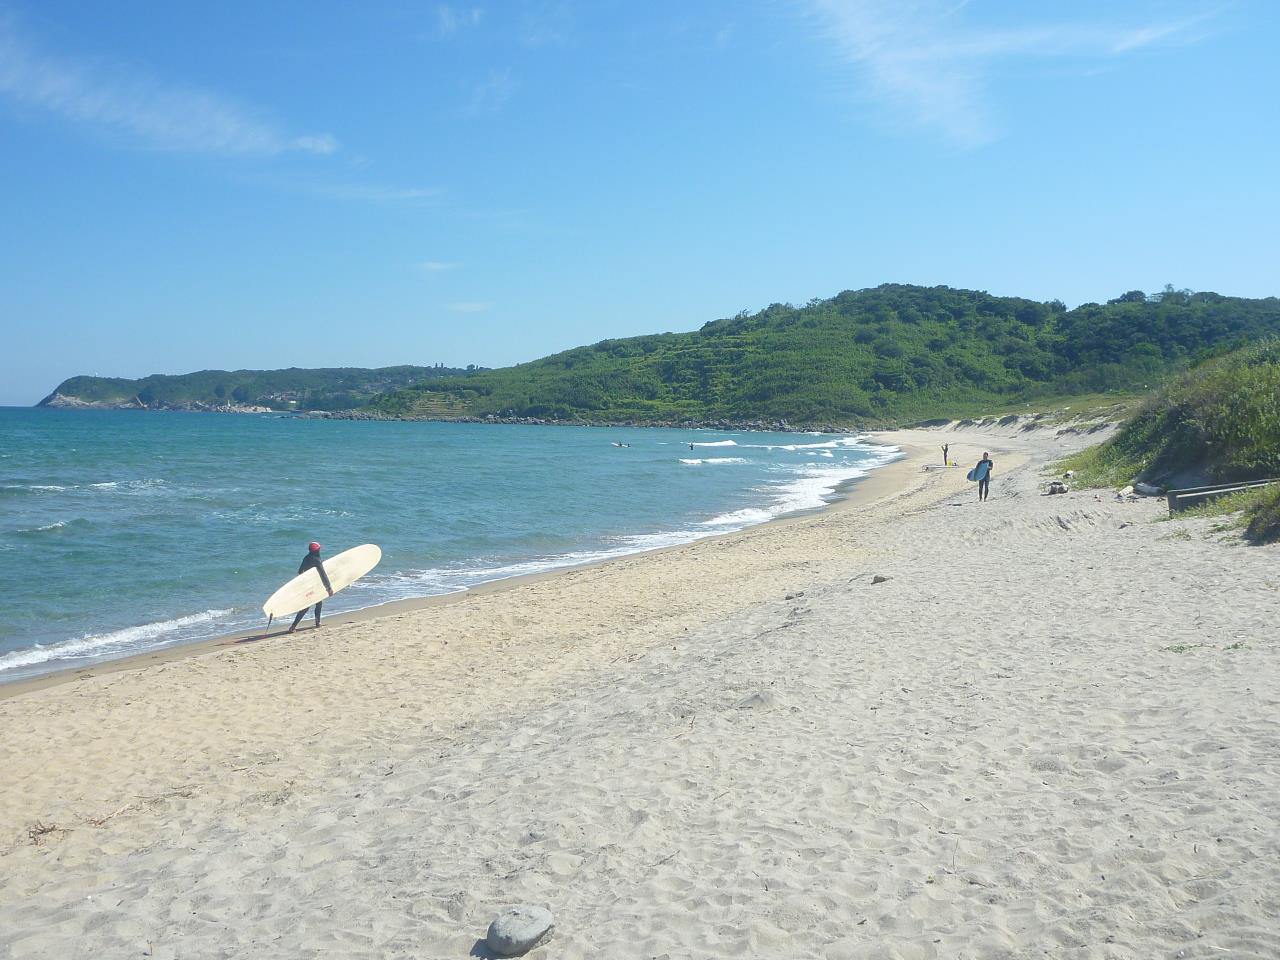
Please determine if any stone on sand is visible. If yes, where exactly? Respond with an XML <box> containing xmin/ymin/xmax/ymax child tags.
<box><xmin>485</xmin><ymin>904</ymin><xmax>554</xmax><ymax>956</ymax></box>
<box><xmin>734</xmin><ymin>690</ymin><xmax>775</xmax><ymax>710</ymax></box>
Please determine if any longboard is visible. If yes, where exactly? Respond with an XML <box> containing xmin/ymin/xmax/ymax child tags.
<box><xmin>262</xmin><ymin>544</ymin><xmax>382</xmax><ymax>619</ymax></box>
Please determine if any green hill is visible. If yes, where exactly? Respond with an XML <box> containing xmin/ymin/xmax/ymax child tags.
<box><xmin>39</xmin><ymin>365</ymin><xmax>477</xmax><ymax>412</ymax></box>
<box><xmin>368</xmin><ymin>284</ymin><xmax>1280</xmax><ymax>426</ymax></box>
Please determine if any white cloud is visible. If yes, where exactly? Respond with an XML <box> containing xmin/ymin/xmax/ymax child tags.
<box><xmin>418</xmin><ymin>260</ymin><xmax>459</xmax><ymax>273</ymax></box>
<box><xmin>466</xmin><ymin>68</ymin><xmax>515</xmax><ymax>113</ymax></box>
<box><xmin>448</xmin><ymin>301</ymin><xmax>493</xmax><ymax>313</ymax></box>
<box><xmin>435</xmin><ymin>4</ymin><xmax>484</xmax><ymax>37</ymax></box>
<box><xmin>521</xmin><ymin>2</ymin><xmax>573</xmax><ymax>47</ymax></box>
<box><xmin>309</xmin><ymin>183</ymin><xmax>441</xmax><ymax>203</ymax></box>
<box><xmin>805</xmin><ymin>1</ymin><xmax>1216</xmax><ymax>147</ymax></box>
<box><xmin>0</xmin><ymin>19</ymin><xmax>336</xmax><ymax>156</ymax></box>
<box><xmin>291</xmin><ymin>134</ymin><xmax>339</xmax><ymax>155</ymax></box>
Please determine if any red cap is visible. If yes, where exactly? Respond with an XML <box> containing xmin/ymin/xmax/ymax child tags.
<box><xmin>308</xmin><ymin>541</ymin><xmax>321</xmax><ymax>553</ymax></box>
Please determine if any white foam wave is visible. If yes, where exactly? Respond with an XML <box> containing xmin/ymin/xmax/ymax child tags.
<box><xmin>0</xmin><ymin>608</ymin><xmax>234</xmax><ymax>673</ymax></box>
<box><xmin>741</xmin><ymin>435</ymin><xmax>868</xmax><ymax>452</ymax></box>
<box><xmin>680</xmin><ymin>457</ymin><xmax>748</xmax><ymax>465</ymax></box>
<box><xmin>699</xmin><ymin>441</ymin><xmax>902</xmax><ymax>528</ymax></box>
<box><xmin>701</xmin><ymin>507</ymin><xmax>774</xmax><ymax>527</ymax></box>
<box><xmin>689</xmin><ymin>439</ymin><xmax>737</xmax><ymax>447</ymax></box>
<box><xmin>376</xmin><ymin>527</ymin><xmax>716</xmax><ymax>599</ymax></box>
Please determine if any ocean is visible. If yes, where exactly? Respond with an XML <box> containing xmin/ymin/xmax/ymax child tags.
<box><xmin>0</xmin><ymin>409</ymin><xmax>898</xmax><ymax>681</ymax></box>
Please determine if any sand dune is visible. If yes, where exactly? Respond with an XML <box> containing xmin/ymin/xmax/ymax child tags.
<box><xmin>2</xmin><ymin>427</ymin><xmax>1278</xmax><ymax>959</ymax></box>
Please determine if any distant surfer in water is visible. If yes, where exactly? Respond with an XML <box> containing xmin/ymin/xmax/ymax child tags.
<box><xmin>289</xmin><ymin>541</ymin><xmax>334</xmax><ymax>632</ymax></box>
<box><xmin>974</xmin><ymin>452</ymin><xmax>994</xmax><ymax>502</ymax></box>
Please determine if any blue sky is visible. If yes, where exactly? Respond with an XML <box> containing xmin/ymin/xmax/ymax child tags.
<box><xmin>1</xmin><ymin>0</ymin><xmax>1276</xmax><ymax>404</ymax></box>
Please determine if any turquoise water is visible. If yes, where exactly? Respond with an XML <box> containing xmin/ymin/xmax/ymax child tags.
<box><xmin>0</xmin><ymin>409</ymin><xmax>898</xmax><ymax>680</ymax></box>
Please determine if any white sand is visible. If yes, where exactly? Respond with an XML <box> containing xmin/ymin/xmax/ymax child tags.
<box><xmin>2</xmin><ymin>426</ymin><xmax>1278</xmax><ymax>959</ymax></box>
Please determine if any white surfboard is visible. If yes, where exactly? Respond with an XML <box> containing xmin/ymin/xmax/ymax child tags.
<box><xmin>262</xmin><ymin>544</ymin><xmax>382</xmax><ymax>619</ymax></box>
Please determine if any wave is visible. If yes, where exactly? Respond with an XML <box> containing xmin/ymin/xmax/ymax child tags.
<box><xmin>689</xmin><ymin>439</ymin><xmax>738</xmax><ymax>447</ymax></box>
<box><xmin>374</xmin><ymin>527</ymin><xmax>716</xmax><ymax>598</ymax></box>
<box><xmin>16</xmin><ymin>520</ymin><xmax>76</xmax><ymax>535</ymax></box>
<box><xmin>96</xmin><ymin>478</ymin><xmax>167</xmax><ymax>494</ymax></box>
<box><xmin>740</xmin><ymin>436</ymin><xmax>869</xmax><ymax>452</ymax></box>
<box><xmin>701</xmin><ymin>507</ymin><xmax>774</xmax><ymax>527</ymax></box>
<box><xmin>1</xmin><ymin>483</ymin><xmax>70</xmax><ymax>494</ymax></box>
<box><xmin>700</xmin><ymin>441</ymin><xmax>902</xmax><ymax>527</ymax></box>
<box><xmin>680</xmin><ymin>457</ymin><xmax>748</xmax><ymax>465</ymax></box>
<box><xmin>0</xmin><ymin>479</ymin><xmax>167</xmax><ymax>497</ymax></box>
<box><xmin>0</xmin><ymin>608</ymin><xmax>235</xmax><ymax>673</ymax></box>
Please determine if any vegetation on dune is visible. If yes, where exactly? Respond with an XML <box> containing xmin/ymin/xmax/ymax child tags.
<box><xmin>1059</xmin><ymin>340</ymin><xmax>1280</xmax><ymax>542</ymax></box>
<box><xmin>42</xmin><ymin>365</ymin><xmax>477</xmax><ymax>412</ymax></box>
<box><xmin>1060</xmin><ymin>340</ymin><xmax>1280</xmax><ymax>487</ymax></box>
<box><xmin>1243</xmin><ymin>487</ymin><xmax>1280</xmax><ymax>543</ymax></box>
<box><xmin>368</xmin><ymin>284</ymin><xmax>1280</xmax><ymax>426</ymax></box>
<box><xmin>1171</xmin><ymin>485</ymin><xmax>1280</xmax><ymax>544</ymax></box>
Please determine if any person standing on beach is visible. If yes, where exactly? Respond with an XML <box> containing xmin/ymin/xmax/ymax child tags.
<box><xmin>974</xmin><ymin>452</ymin><xmax>994</xmax><ymax>502</ymax></box>
<box><xmin>289</xmin><ymin>541</ymin><xmax>334</xmax><ymax>632</ymax></box>
<box><xmin>942</xmin><ymin>443</ymin><xmax>949</xmax><ymax>466</ymax></box>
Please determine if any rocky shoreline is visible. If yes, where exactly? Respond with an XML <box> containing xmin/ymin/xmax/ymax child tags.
<box><xmin>306</xmin><ymin>409</ymin><xmax>858</xmax><ymax>433</ymax></box>
<box><xmin>37</xmin><ymin>393</ymin><xmax>857</xmax><ymax>432</ymax></box>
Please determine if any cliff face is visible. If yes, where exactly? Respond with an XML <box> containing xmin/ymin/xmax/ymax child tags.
<box><xmin>38</xmin><ymin>392</ymin><xmax>146</xmax><ymax>410</ymax></box>
<box><xmin>37</xmin><ymin>392</ymin><xmax>276</xmax><ymax>413</ymax></box>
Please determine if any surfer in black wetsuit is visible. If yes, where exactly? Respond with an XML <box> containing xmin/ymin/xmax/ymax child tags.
<box><xmin>976</xmin><ymin>452</ymin><xmax>994</xmax><ymax>502</ymax></box>
<box><xmin>289</xmin><ymin>541</ymin><xmax>334</xmax><ymax>632</ymax></box>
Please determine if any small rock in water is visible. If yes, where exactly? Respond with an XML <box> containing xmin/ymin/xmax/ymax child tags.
<box><xmin>486</xmin><ymin>905</ymin><xmax>554</xmax><ymax>956</ymax></box>
<box><xmin>871</xmin><ymin>575</ymin><xmax>891</xmax><ymax>585</ymax></box>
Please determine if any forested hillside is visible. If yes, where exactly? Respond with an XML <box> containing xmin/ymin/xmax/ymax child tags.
<box><xmin>368</xmin><ymin>285</ymin><xmax>1280</xmax><ymax>425</ymax></box>
<box><xmin>39</xmin><ymin>365</ymin><xmax>476</xmax><ymax>411</ymax></box>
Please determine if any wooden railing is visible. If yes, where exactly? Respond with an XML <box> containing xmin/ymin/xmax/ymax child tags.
<box><xmin>1166</xmin><ymin>479</ymin><xmax>1280</xmax><ymax>514</ymax></box>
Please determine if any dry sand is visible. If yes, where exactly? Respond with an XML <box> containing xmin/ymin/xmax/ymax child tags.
<box><xmin>2</xmin><ymin>425</ymin><xmax>1278</xmax><ymax>959</ymax></box>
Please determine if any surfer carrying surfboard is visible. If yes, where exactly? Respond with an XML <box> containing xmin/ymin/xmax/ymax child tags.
<box><xmin>971</xmin><ymin>452</ymin><xmax>994</xmax><ymax>502</ymax></box>
<box><xmin>289</xmin><ymin>542</ymin><xmax>334</xmax><ymax>632</ymax></box>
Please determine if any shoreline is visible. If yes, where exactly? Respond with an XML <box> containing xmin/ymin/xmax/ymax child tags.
<box><xmin>5</xmin><ymin>423</ymin><xmax>1273</xmax><ymax>957</ymax></box>
<box><xmin>0</xmin><ymin>439</ymin><xmax>926</xmax><ymax>700</ymax></box>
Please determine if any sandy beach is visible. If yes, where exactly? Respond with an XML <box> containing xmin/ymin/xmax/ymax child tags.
<box><xmin>2</xmin><ymin>424</ymin><xmax>1278</xmax><ymax>959</ymax></box>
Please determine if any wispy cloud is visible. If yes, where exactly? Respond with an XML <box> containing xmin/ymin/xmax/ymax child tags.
<box><xmin>0</xmin><ymin>18</ymin><xmax>336</xmax><ymax>156</ymax></box>
<box><xmin>305</xmin><ymin>183</ymin><xmax>442</xmax><ymax>203</ymax></box>
<box><xmin>417</xmin><ymin>260</ymin><xmax>459</xmax><ymax>273</ymax></box>
<box><xmin>521</xmin><ymin>2</ymin><xmax>573</xmax><ymax>47</ymax></box>
<box><xmin>435</xmin><ymin>4</ymin><xmax>484</xmax><ymax>38</ymax></box>
<box><xmin>448</xmin><ymin>301</ymin><xmax>492</xmax><ymax>313</ymax></box>
<box><xmin>805</xmin><ymin>1</ymin><xmax>1217</xmax><ymax>147</ymax></box>
<box><xmin>466</xmin><ymin>68</ymin><xmax>515</xmax><ymax>114</ymax></box>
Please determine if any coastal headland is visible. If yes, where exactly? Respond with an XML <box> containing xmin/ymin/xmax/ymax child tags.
<box><xmin>2</xmin><ymin>424</ymin><xmax>1277</xmax><ymax>958</ymax></box>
